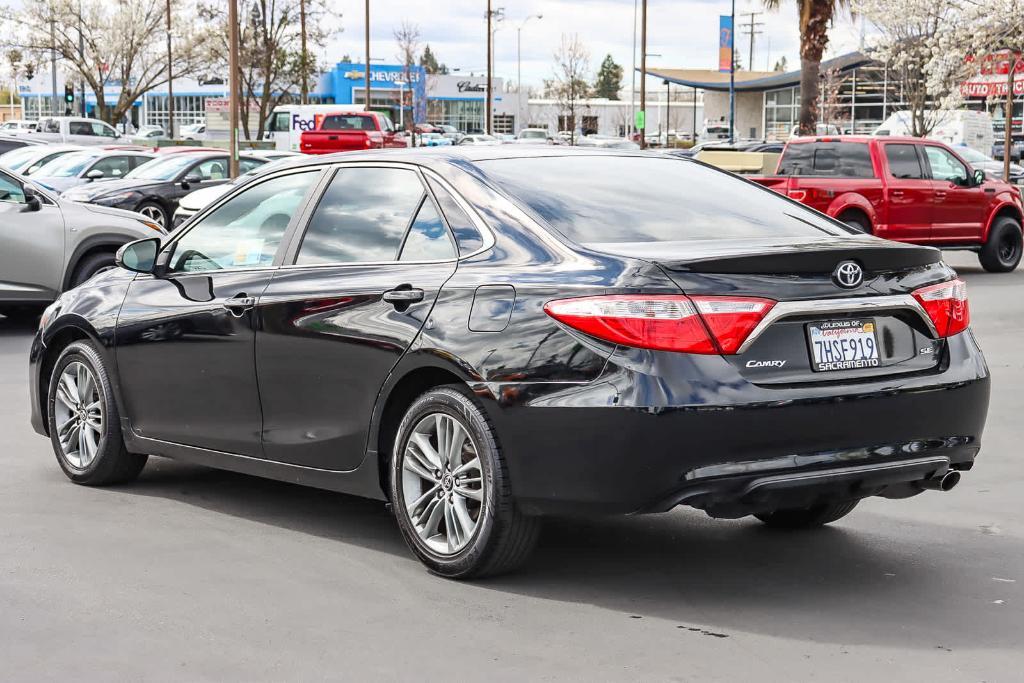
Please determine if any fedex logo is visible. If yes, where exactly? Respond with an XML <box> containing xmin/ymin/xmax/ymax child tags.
<box><xmin>291</xmin><ymin>114</ymin><xmax>318</xmax><ymax>131</ymax></box>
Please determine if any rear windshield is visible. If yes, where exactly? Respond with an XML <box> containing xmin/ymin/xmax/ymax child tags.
<box><xmin>321</xmin><ymin>115</ymin><xmax>375</xmax><ymax>131</ymax></box>
<box><xmin>476</xmin><ymin>155</ymin><xmax>852</xmax><ymax>245</ymax></box>
<box><xmin>777</xmin><ymin>142</ymin><xmax>875</xmax><ymax>178</ymax></box>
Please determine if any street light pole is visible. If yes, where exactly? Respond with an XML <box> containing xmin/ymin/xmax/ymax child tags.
<box><xmin>486</xmin><ymin>0</ymin><xmax>493</xmax><ymax>134</ymax></box>
<box><xmin>299</xmin><ymin>0</ymin><xmax>309</xmax><ymax>105</ymax></box>
<box><xmin>516</xmin><ymin>13</ymin><xmax>541</xmax><ymax>135</ymax></box>
<box><xmin>228</xmin><ymin>0</ymin><xmax>240</xmax><ymax>178</ymax></box>
<box><xmin>397</xmin><ymin>81</ymin><xmax>405</xmax><ymax>129</ymax></box>
<box><xmin>165</xmin><ymin>0</ymin><xmax>174</xmax><ymax>139</ymax></box>
<box><xmin>364</xmin><ymin>0</ymin><xmax>371</xmax><ymax>110</ymax></box>
<box><xmin>49</xmin><ymin>18</ymin><xmax>59</xmax><ymax>118</ymax></box>
<box><xmin>729</xmin><ymin>0</ymin><xmax>736</xmax><ymax>143</ymax></box>
<box><xmin>639</xmin><ymin>0</ymin><xmax>647</xmax><ymax>149</ymax></box>
<box><xmin>631</xmin><ymin>0</ymin><xmax>637</xmax><ymax>137</ymax></box>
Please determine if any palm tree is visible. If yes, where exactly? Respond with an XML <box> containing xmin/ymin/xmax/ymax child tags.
<box><xmin>764</xmin><ymin>0</ymin><xmax>847</xmax><ymax>135</ymax></box>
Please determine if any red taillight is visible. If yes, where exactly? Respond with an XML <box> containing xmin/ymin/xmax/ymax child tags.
<box><xmin>543</xmin><ymin>295</ymin><xmax>774</xmax><ymax>355</ymax></box>
<box><xmin>787</xmin><ymin>189</ymin><xmax>807</xmax><ymax>201</ymax></box>
<box><xmin>912</xmin><ymin>278</ymin><xmax>970</xmax><ymax>337</ymax></box>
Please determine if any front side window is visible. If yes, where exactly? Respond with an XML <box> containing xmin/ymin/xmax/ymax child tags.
<box><xmin>296</xmin><ymin>167</ymin><xmax>426</xmax><ymax>264</ymax></box>
<box><xmin>193</xmin><ymin>157</ymin><xmax>229</xmax><ymax>181</ymax></box>
<box><xmin>0</xmin><ymin>171</ymin><xmax>25</xmax><ymax>203</ymax></box>
<box><xmin>168</xmin><ymin>171</ymin><xmax>318</xmax><ymax>273</ymax></box>
<box><xmin>924</xmin><ymin>146</ymin><xmax>969</xmax><ymax>184</ymax></box>
<box><xmin>884</xmin><ymin>144</ymin><xmax>924</xmax><ymax>180</ymax></box>
<box><xmin>94</xmin><ymin>122</ymin><xmax>117</xmax><ymax>138</ymax></box>
<box><xmin>89</xmin><ymin>155</ymin><xmax>132</xmax><ymax>178</ymax></box>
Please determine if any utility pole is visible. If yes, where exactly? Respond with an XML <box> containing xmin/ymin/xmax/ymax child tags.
<box><xmin>364</xmin><ymin>0</ymin><xmax>371</xmax><ymax>110</ymax></box>
<box><xmin>165</xmin><ymin>0</ymin><xmax>174</xmax><ymax>138</ymax></box>
<box><xmin>78</xmin><ymin>0</ymin><xmax>86</xmax><ymax>116</ymax></box>
<box><xmin>739</xmin><ymin>11</ymin><xmax>764</xmax><ymax>75</ymax></box>
<box><xmin>1006</xmin><ymin>59</ymin><xmax>1016</xmax><ymax>182</ymax></box>
<box><xmin>664</xmin><ymin>79</ymin><xmax>670</xmax><ymax>141</ymax></box>
<box><xmin>631</xmin><ymin>0</ymin><xmax>637</xmax><ymax>137</ymax></box>
<box><xmin>728</xmin><ymin>0</ymin><xmax>736</xmax><ymax>142</ymax></box>
<box><xmin>486</xmin><ymin>0</ymin><xmax>493</xmax><ymax>134</ymax></box>
<box><xmin>299</xmin><ymin>0</ymin><xmax>309</xmax><ymax>104</ymax></box>
<box><xmin>228</xmin><ymin>0</ymin><xmax>240</xmax><ymax>177</ymax></box>
<box><xmin>639</xmin><ymin>0</ymin><xmax>647</xmax><ymax>149</ymax></box>
<box><xmin>49</xmin><ymin>18</ymin><xmax>59</xmax><ymax>118</ymax></box>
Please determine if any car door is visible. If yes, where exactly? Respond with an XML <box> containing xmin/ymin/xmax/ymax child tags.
<box><xmin>0</xmin><ymin>173</ymin><xmax>65</xmax><ymax>302</ymax></box>
<box><xmin>114</xmin><ymin>168</ymin><xmax>322</xmax><ymax>456</ymax></box>
<box><xmin>922</xmin><ymin>144</ymin><xmax>988</xmax><ymax>242</ymax></box>
<box><xmin>879</xmin><ymin>142</ymin><xmax>933</xmax><ymax>241</ymax></box>
<box><xmin>255</xmin><ymin>163</ymin><xmax>460</xmax><ymax>470</ymax></box>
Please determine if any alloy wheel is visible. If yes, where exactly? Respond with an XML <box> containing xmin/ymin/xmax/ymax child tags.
<box><xmin>138</xmin><ymin>205</ymin><xmax>165</xmax><ymax>227</ymax></box>
<box><xmin>400</xmin><ymin>413</ymin><xmax>485</xmax><ymax>555</ymax></box>
<box><xmin>53</xmin><ymin>361</ymin><xmax>103</xmax><ymax>469</ymax></box>
<box><xmin>998</xmin><ymin>231</ymin><xmax>1021</xmax><ymax>266</ymax></box>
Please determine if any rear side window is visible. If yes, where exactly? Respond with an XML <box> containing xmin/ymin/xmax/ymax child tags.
<box><xmin>777</xmin><ymin>142</ymin><xmax>874</xmax><ymax>177</ymax></box>
<box><xmin>477</xmin><ymin>156</ymin><xmax>854</xmax><ymax>245</ymax></box>
<box><xmin>884</xmin><ymin>144</ymin><xmax>924</xmax><ymax>179</ymax></box>
<box><xmin>296</xmin><ymin>167</ymin><xmax>425</xmax><ymax>264</ymax></box>
<box><xmin>427</xmin><ymin>177</ymin><xmax>485</xmax><ymax>256</ymax></box>
<box><xmin>321</xmin><ymin>115</ymin><xmax>374</xmax><ymax>131</ymax></box>
<box><xmin>399</xmin><ymin>197</ymin><xmax>457</xmax><ymax>261</ymax></box>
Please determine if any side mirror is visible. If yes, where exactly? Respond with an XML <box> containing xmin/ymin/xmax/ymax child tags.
<box><xmin>973</xmin><ymin>169</ymin><xmax>986</xmax><ymax>186</ymax></box>
<box><xmin>22</xmin><ymin>184</ymin><xmax>41</xmax><ymax>212</ymax></box>
<box><xmin>85</xmin><ymin>169</ymin><xmax>105</xmax><ymax>180</ymax></box>
<box><xmin>182</xmin><ymin>173</ymin><xmax>202</xmax><ymax>187</ymax></box>
<box><xmin>115</xmin><ymin>237</ymin><xmax>160</xmax><ymax>274</ymax></box>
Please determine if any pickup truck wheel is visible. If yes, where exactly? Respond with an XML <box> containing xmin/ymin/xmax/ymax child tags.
<box><xmin>754</xmin><ymin>500</ymin><xmax>859</xmax><ymax>529</ymax></box>
<box><xmin>979</xmin><ymin>217</ymin><xmax>1023</xmax><ymax>273</ymax></box>
<box><xmin>838</xmin><ymin>212</ymin><xmax>871</xmax><ymax>234</ymax></box>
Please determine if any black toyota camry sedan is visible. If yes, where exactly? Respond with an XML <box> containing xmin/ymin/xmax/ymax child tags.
<box><xmin>29</xmin><ymin>148</ymin><xmax>990</xmax><ymax>578</ymax></box>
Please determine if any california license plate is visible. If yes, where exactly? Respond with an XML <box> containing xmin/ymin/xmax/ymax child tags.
<box><xmin>807</xmin><ymin>319</ymin><xmax>880</xmax><ymax>372</ymax></box>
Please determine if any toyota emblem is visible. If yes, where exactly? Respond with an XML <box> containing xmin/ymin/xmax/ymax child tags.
<box><xmin>833</xmin><ymin>261</ymin><xmax>864</xmax><ymax>289</ymax></box>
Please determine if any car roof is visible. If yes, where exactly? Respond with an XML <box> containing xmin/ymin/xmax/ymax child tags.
<box><xmin>786</xmin><ymin>135</ymin><xmax>928</xmax><ymax>144</ymax></box>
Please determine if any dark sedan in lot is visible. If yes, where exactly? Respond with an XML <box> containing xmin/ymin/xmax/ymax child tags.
<box><xmin>59</xmin><ymin>151</ymin><xmax>265</xmax><ymax>228</ymax></box>
<box><xmin>29</xmin><ymin>148</ymin><xmax>989</xmax><ymax>579</ymax></box>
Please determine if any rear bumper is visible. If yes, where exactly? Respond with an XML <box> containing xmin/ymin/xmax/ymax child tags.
<box><xmin>484</xmin><ymin>332</ymin><xmax>990</xmax><ymax>516</ymax></box>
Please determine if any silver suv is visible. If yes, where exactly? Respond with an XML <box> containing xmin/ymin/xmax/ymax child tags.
<box><xmin>0</xmin><ymin>168</ymin><xmax>165</xmax><ymax>319</ymax></box>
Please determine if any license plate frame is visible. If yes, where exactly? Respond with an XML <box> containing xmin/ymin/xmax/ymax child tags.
<box><xmin>806</xmin><ymin>318</ymin><xmax>881</xmax><ymax>372</ymax></box>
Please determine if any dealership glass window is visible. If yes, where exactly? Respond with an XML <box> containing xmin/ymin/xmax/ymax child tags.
<box><xmin>297</xmin><ymin>167</ymin><xmax>427</xmax><ymax>264</ymax></box>
<box><xmin>144</xmin><ymin>94</ymin><xmax>212</xmax><ymax>129</ymax></box>
<box><xmin>427</xmin><ymin>99</ymin><xmax>485</xmax><ymax>133</ymax></box>
<box><xmin>169</xmin><ymin>171</ymin><xmax>319</xmax><ymax>273</ymax></box>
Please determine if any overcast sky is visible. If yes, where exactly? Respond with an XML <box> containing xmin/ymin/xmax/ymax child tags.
<box><xmin>324</xmin><ymin>0</ymin><xmax>865</xmax><ymax>90</ymax></box>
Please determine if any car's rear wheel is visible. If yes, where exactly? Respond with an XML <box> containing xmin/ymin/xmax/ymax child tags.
<box><xmin>754</xmin><ymin>500</ymin><xmax>859</xmax><ymax>529</ymax></box>
<box><xmin>979</xmin><ymin>216</ymin><xmax>1023</xmax><ymax>273</ymax></box>
<box><xmin>70</xmin><ymin>251</ymin><xmax>117</xmax><ymax>288</ymax></box>
<box><xmin>136</xmin><ymin>201</ymin><xmax>168</xmax><ymax>229</ymax></box>
<box><xmin>390</xmin><ymin>386</ymin><xmax>540</xmax><ymax>579</ymax></box>
<box><xmin>838</xmin><ymin>211</ymin><xmax>872</xmax><ymax>234</ymax></box>
<box><xmin>47</xmin><ymin>341</ymin><xmax>147</xmax><ymax>486</ymax></box>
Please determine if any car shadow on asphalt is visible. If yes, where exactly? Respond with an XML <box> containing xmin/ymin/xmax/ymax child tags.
<box><xmin>122</xmin><ymin>456</ymin><xmax>1021</xmax><ymax>652</ymax></box>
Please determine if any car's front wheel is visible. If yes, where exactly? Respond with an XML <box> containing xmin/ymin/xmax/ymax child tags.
<box><xmin>754</xmin><ymin>500</ymin><xmax>859</xmax><ymax>529</ymax></box>
<box><xmin>47</xmin><ymin>341</ymin><xmax>147</xmax><ymax>486</ymax></box>
<box><xmin>390</xmin><ymin>386</ymin><xmax>540</xmax><ymax>579</ymax></box>
<box><xmin>979</xmin><ymin>216</ymin><xmax>1023</xmax><ymax>273</ymax></box>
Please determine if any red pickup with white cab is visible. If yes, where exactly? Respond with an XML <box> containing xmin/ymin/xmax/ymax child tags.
<box><xmin>299</xmin><ymin>111</ymin><xmax>407</xmax><ymax>154</ymax></box>
<box><xmin>749</xmin><ymin>136</ymin><xmax>1024</xmax><ymax>272</ymax></box>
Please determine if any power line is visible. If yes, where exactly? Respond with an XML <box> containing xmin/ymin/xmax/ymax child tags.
<box><xmin>739</xmin><ymin>11</ymin><xmax>764</xmax><ymax>71</ymax></box>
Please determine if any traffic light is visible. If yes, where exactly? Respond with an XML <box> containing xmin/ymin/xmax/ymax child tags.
<box><xmin>64</xmin><ymin>85</ymin><xmax>74</xmax><ymax>104</ymax></box>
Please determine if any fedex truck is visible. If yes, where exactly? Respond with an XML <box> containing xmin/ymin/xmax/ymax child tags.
<box><xmin>264</xmin><ymin>104</ymin><xmax>366</xmax><ymax>151</ymax></box>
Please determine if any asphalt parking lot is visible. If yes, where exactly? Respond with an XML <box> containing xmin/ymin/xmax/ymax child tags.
<box><xmin>1</xmin><ymin>252</ymin><xmax>1021</xmax><ymax>682</ymax></box>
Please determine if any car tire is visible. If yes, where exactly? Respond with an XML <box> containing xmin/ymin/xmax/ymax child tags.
<box><xmin>754</xmin><ymin>500</ymin><xmax>859</xmax><ymax>529</ymax></box>
<box><xmin>838</xmin><ymin>212</ymin><xmax>872</xmax><ymax>234</ymax></box>
<box><xmin>135</xmin><ymin>201</ymin><xmax>169</xmax><ymax>229</ymax></box>
<box><xmin>70</xmin><ymin>251</ymin><xmax>117</xmax><ymax>288</ymax></box>
<box><xmin>979</xmin><ymin>216</ymin><xmax>1023</xmax><ymax>273</ymax></box>
<box><xmin>46</xmin><ymin>340</ymin><xmax>147</xmax><ymax>486</ymax></box>
<box><xmin>390</xmin><ymin>386</ymin><xmax>540</xmax><ymax>579</ymax></box>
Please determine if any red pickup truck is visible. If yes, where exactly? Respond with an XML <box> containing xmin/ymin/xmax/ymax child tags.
<box><xmin>300</xmin><ymin>111</ymin><xmax>407</xmax><ymax>154</ymax></box>
<box><xmin>749</xmin><ymin>136</ymin><xmax>1024</xmax><ymax>272</ymax></box>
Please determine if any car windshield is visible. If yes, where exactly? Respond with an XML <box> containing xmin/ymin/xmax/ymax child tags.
<box><xmin>519</xmin><ymin>130</ymin><xmax>546</xmax><ymax>139</ymax></box>
<box><xmin>477</xmin><ymin>155</ymin><xmax>853</xmax><ymax>244</ymax></box>
<box><xmin>956</xmin><ymin>147</ymin><xmax>991</xmax><ymax>163</ymax></box>
<box><xmin>126</xmin><ymin>154</ymin><xmax>202</xmax><ymax>180</ymax></box>
<box><xmin>33</xmin><ymin>152</ymin><xmax>99</xmax><ymax>177</ymax></box>
<box><xmin>0</xmin><ymin>146</ymin><xmax>46</xmax><ymax>171</ymax></box>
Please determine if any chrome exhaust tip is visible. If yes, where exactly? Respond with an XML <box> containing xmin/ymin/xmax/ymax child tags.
<box><xmin>919</xmin><ymin>470</ymin><xmax>961</xmax><ymax>492</ymax></box>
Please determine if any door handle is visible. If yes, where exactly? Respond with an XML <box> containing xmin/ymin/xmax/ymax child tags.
<box><xmin>935</xmin><ymin>190</ymin><xmax>947</xmax><ymax>199</ymax></box>
<box><xmin>222</xmin><ymin>294</ymin><xmax>256</xmax><ymax>317</ymax></box>
<box><xmin>382</xmin><ymin>288</ymin><xmax>425</xmax><ymax>305</ymax></box>
<box><xmin>891</xmin><ymin>190</ymin><xmax>904</xmax><ymax>197</ymax></box>
<box><xmin>327</xmin><ymin>135</ymin><xmax>338</xmax><ymax>140</ymax></box>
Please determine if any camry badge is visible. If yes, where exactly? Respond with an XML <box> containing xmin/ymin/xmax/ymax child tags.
<box><xmin>833</xmin><ymin>261</ymin><xmax>864</xmax><ymax>289</ymax></box>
